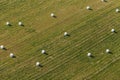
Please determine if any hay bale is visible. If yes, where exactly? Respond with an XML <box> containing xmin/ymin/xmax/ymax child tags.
<box><xmin>10</xmin><ymin>53</ymin><xmax>14</xmax><ymax>58</ymax></box>
<box><xmin>111</xmin><ymin>29</ymin><xmax>115</xmax><ymax>33</ymax></box>
<box><xmin>51</xmin><ymin>13</ymin><xmax>55</xmax><ymax>17</ymax></box>
<box><xmin>41</xmin><ymin>50</ymin><xmax>46</xmax><ymax>54</ymax></box>
<box><xmin>86</xmin><ymin>6</ymin><xmax>91</xmax><ymax>10</ymax></box>
<box><xmin>6</xmin><ymin>22</ymin><xmax>10</xmax><ymax>26</ymax></box>
<box><xmin>106</xmin><ymin>49</ymin><xmax>110</xmax><ymax>53</ymax></box>
<box><xmin>0</xmin><ymin>45</ymin><xmax>4</xmax><ymax>49</ymax></box>
<box><xmin>64</xmin><ymin>32</ymin><xmax>69</xmax><ymax>36</ymax></box>
<box><xmin>87</xmin><ymin>53</ymin><xmax>92</xmax><ymax>57</ymax></box>
<box><xmin>116</xmin><ymin>9</ymin><xmax>120</xmax><ymax>13</ymax></box>
<box><xmin>18</xmin><ymin>22</ymin><xmax>23</xmax><ymax>26</ymax></box>
<box><xmin>36</xmin><ymin>62</ymin><xmax>40</xmax><ymax>66</ymax></box>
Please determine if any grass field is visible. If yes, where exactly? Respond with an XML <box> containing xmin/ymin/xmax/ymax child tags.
<box><xmin>0</xmin><ymin>0</ymin><xmax>120</xmax><ymax>80</ymax></box>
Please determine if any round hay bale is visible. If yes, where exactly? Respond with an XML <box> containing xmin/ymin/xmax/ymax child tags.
<box><xmin>6</xmin><ymin>22</ymin><xmax>10</xmax><ymax>26</ymax></box>
<box><xmin>10</xmin><ymin>53</ymin><xmax>14</xmax><ymax>58</ymax></box>
<box><xmin>86</xmin><ymin>6</ymin><xmax>91</xmax><ymax>10</ymax></box>
<box><xmin>111</xmin><ymin>29</ymin><xmax>115</xmax><ymax>33</ymax></box>
<box><xmin>36</xmin><ymin>62</ymin><xmax>40</xmax><ymax>66</ymax></box>
<box><xmin>51</xmin><ymin>13</ymin><xmax>55</xmax><ymax>17</ymax></box>
<box><xmin>18</xmin><ymin>22</ymin><xmax>23</xmax><ymax>26</ymax></box>
<box><xmin>116</xmin><ymin>9</ymin><xmax>120</xmax><ymax>13</ymax></box>
<box><xmin>64</xmin><ymin>32</ymin><xmax>68</xmax><ymax>36</ymax></box>
<box><xmin>106</xmin><ymin>49</ymin><xmax>110</xmax><ymax>53</ymax></box>
<box><xmin>0</xmin><ymin>45</ymin><xmax>4</xmax><ymax>49</ymax></box>
<box><xmin>87</xmin><ymin>53</ymin><xmax>92</xmax><ymax>57</ymax></box>
<box><xmin>41</xmin><ymin>50</ymin><xmax>46</xmax><ymax>54</ymax></box>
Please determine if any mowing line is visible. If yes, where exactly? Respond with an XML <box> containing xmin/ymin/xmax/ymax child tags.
<box><xmin>30</xmin><ymin>25</ymin><xmax>119</xmax><ymax>79</ymax></box>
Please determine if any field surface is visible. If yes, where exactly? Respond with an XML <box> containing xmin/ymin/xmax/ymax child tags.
<box><xmin>0</xmin><ymin>0</ymin><xmax>120</xmax><ymax>80</ymax></box>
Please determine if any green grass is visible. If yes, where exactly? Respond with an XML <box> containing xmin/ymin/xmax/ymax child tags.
<box><xmin>0</xmin><ymin>0</ymin><xmax>120</xmax><ymax>80</ymax></box>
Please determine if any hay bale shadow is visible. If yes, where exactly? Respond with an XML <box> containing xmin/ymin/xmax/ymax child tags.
<box><xmin>3</xmin><ymin>48</ymin><xmax>7</xmax><ymax>51</ymax></box>
<box><xmin>108</xmin><ymin>52</ymin><xmax>113</xmax><ymax>55</ymax></box>
<box><xmin>20</xmin><ymin>24</ymin><xmax>24</xmax><ymax>27</ymax></box>
<box><xmin>13</xmin><ymin>56</ymin><xmax>16</xmax><ymax>58</ymax></box>
<box><xmin>64</xmin><ymin>34</ymin><xmax>70</xmax><ymax>37</ymax></box>
<box><xmin>8</xmin><ymin>24</ymin><xmax>12</xmax><ymax>26</ymax></box>
<box><xmin>89</xmin><ymin>8</ymin><xmax>93</xmax><ymax>10</ymax></box>
<box><xmin>103</xmin><ymin>0</ymin><xmax>108</xmax><ymax>2</ymax></box>
<box><xmin>67</xmin><ymin>34</ymin><xmax>70</xmax><ymax>37</ymax></box>
<box><xmin>38</xmin><ymin>64</ymin><xmax>43</xmax><ymax>67</ymax></box>
<box><xmin>42</xmin><ymin>52</ymin><xmax>48</xmax><ymax>55</ymax></box>
<box><xmin>114</xmin><ymin>31</ymin><xmax>117</xmax><ymax>34</ymax></box>
<box><xmin>89</xmin><ymin>55</ymin><xmax>95</xmax><ymax>58</ymax></box>
<box><xmin>104</xmin><ymin>1</ymin><xmax>107</xmax><ymax>2</ymax></box>
<box><xmin>53</xmin><ymin>15</ymin><xmax>57</xmax><ymax>18</ymax></box>
<box><xmin>44</xmin><ymin>52</ymin><xmax>48</xmax><ymax>55</ymax></box>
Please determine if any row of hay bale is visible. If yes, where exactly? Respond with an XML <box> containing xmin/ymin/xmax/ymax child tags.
<box><xmin>0</xmin><ymin>45</ymin><xmax>15</xmax><ymax>58</ymax></box>
<box><xmin>36</xmin><ymin>50</ymin><xmax>46</xmax><ymax>67</ymax></box>
<box><xmin>87</xmin><ymin>49</ymin><xmax>111</xmax><ymax>57</ymax></box>
<box><xmin>86</xmin><ymin>0</ymin><xmax>120</xmax><ymax>12</ymax></box>
<box><xmin>6</xmin><ymin>22</ymin><xmax>23</xmax><ymax>26</ymax></box>
<box><xmin>0</xmin><ymin>44</ymin><xmax>42</xmax><ymax>66</ymax></box>
<box><xmin>0</xmin><ymin>44</ymin><xmax>112</xmax><ymax>66</ymax></box>
<box><xmin>0</xmin><ymin>26</ymin><xmax>116</xmax><ymax>66</ymax></box>
<box><xmin>51</xmin><ymin>1</ymin><xmax>120</xmax><ymax>18</ymax></box>
<box><xmin>2</xmin><ymin>0</ymin><xmax>119</xmax><ymax>68</ymax></box>
<box><xmin>86</xmin><ymin>5</ymin><xmax>120</xmax><ymax>13</ymax></box>
<box><xmin>50</xmin><ymin>8</ymin><xmax>119</xmax><ymax>19</ymax></box>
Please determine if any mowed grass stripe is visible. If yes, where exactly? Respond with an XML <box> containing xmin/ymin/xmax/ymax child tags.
<box><xmin>0</xmin><ymin>14</ymin><xmax>101</xmax><ymax>75</ymax></box>
<box><xmin>31</xmin><ymin>0</ymin><xmax>120</xmax><ymax>80</ymax></box>
<box><xmin>40</xmin><ymin>25</ymin><xmax>120</xmax><ymax>80</ymax></box>
<box><xmin>34</xmin><ymin>32</ymin><xmax>119</xmax><ymax>79</ymax></box>
<box><xmin>0</xmin><ymin>0</ymin><xmax>114</xmax><ymax>55</ymax></box>
<box><xmin>0</xmin><ymin>2</ymin><xmax>117</xmax><ymax>79</ymax></box>
<box><xmin>28</xmin><ymin>16</ymin><xmax>119</xmax><ymax>79</ymax></box>
<box><xmin>88</xmin><ymin>55</ymin><xmax>120</xmax><ymax>80</ymax></box>
<box><xmin>0</xmin><ymin>8</ymin><xmax>115</xmax><ymax>77</ymax></box>
<box><xmin>31</xmin><ymin>7</ymin><xmax>120</xmax><ymax>79</ymax></box>
<box><xmin>0</xmin><ymin>0</ymin><xmax>74</xmax><ymax>57</ymax></box>
<box><xmin>0</xmin><ymin>10</ymin><xmax>113</xmax><ymax>79</ymax></box>
<box><xmin>0</xmin><ymin>0</ymin><xmax>119</xmax><ymax>79</ymax></box>
<box><xmin>0</xmin><ymin>0</ymin><xmax>110</xmax><ymax>62</ymax></box>
<box><xmin>2</xmin><ymin>3</ymin><xmax>115</xmax><ymax>67</ymax></box>
<box><xmin>91</xmin><ymin>57</ymin><xmax>120</xmax><ymax>80</ymax></box>
<box><xmin>86</xmin><ymin>33</ymin><xmax>120</xmax><ymax>79</ymax></box>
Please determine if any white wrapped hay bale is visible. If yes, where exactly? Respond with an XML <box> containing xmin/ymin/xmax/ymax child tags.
<box><xmin>36</xmin><ymin>62</ymin><xmax>40</xmax><ymax>66</ymax></box>
<box><xmin>18</xmin><ymin>22</ymin><xmax>23</xmax><ymax>26</ymax></box>
<box><xmin>116</xmin><ymin>9</ymin><xmax>120</xmax><ymax>13</ymax></box>
<box><xmin>111</xmin><ymin>29</ymin><xmax>115</xmax><ymax>33</ymax></box>
<box><xmin>86</xmin><ymin>6</ymin><xmax>91</xmax><ymax>10</ymax></box>
<box><xmin>50</xmin><ymin>13</ymin><xmax>55</xmax><ymax>17</ymax></box>
<box><xmin>64</xmin><ymin>32</ymin><xmax>69</xmax><ymax>36</ymax></box>
<box><xmin>41</xmin><ymin>50</ymin><xmax>46</xmax><ymax>54</ymax></box>
<box><xmin>10</xmin><ymin>53</ymin><xmax>14</xmax><ymax>58</ymax></box>
<box><xmin>106</xmin><ymin>49</ymin><xmax>110</xmax><ymax>53</ymax></box>
<box><xmin>0</xmin><ymin>45</ymin><xmax>5</xmax><ymax>49</ymax></box>
<box><xmin>6</xmin><ymin>22</ymin><xmax>10</xmax><ymax>26</ymax></box>
<box><xmin>87</xmin><ymin>53</ymin><xmax>92</xmax><ymax>57</ymax></box>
